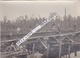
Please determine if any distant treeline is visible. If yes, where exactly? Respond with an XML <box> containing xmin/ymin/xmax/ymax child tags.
<box><xmin>1</xmin><ymin>14</ymin><xmax>80</xmax><ymax>33</ymax></box>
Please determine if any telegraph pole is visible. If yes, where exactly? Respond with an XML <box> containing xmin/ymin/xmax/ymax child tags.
<box><xmin>65</xmin><ymin>8</ymin><xmax>66</xmax><ymax>20</ymax></box>
<box><xmin>58</xmin><ymin>24</ymin><xmax>62</xmax><ymax>58</ymax></box>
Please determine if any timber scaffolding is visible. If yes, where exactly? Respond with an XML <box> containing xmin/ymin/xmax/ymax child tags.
<box><xmin>1</xmin><ymin>30</ymin><xmax>80</xmax><ymax>58</ymax></box>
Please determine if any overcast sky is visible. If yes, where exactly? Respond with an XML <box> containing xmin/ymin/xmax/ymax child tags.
<box><xmin>0</xmin><ymin>1</ymin><xmax>80</xmax><ymax>21</ymax></box>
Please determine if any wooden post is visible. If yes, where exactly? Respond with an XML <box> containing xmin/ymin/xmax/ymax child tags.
<box><xmin>59</xmin><ymin>41</ymin><xmax>62</xmax><ymax>58</ymax></box>
<box><xmin>74</xmin><ymin>51</ymin><xmax>77</xmax><ymax>57</ymax></box>
<box><xmin>66</xmin><ymin>55</ymin><xmax>68</xmax><ymax>58</ymax></box>
<box><xmin>32</xmin><ymin>44</ymin><xmax>35</xmax><ymax>54</ymax></box>
<box><xmin>68</xmin><ymin>46</ymin><xmax>71</xmax><ymax>58</ymax></box>
<box><xmin>47</xmin><ymin>44</ymin><xmax>49</xmax><ymax>58</ymax></box>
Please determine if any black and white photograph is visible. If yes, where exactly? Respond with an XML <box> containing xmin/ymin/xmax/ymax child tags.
<box><xmin>0</xmin><ymin>0</ymin><xmax>80</xmax><ymax>58</ymax></box>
